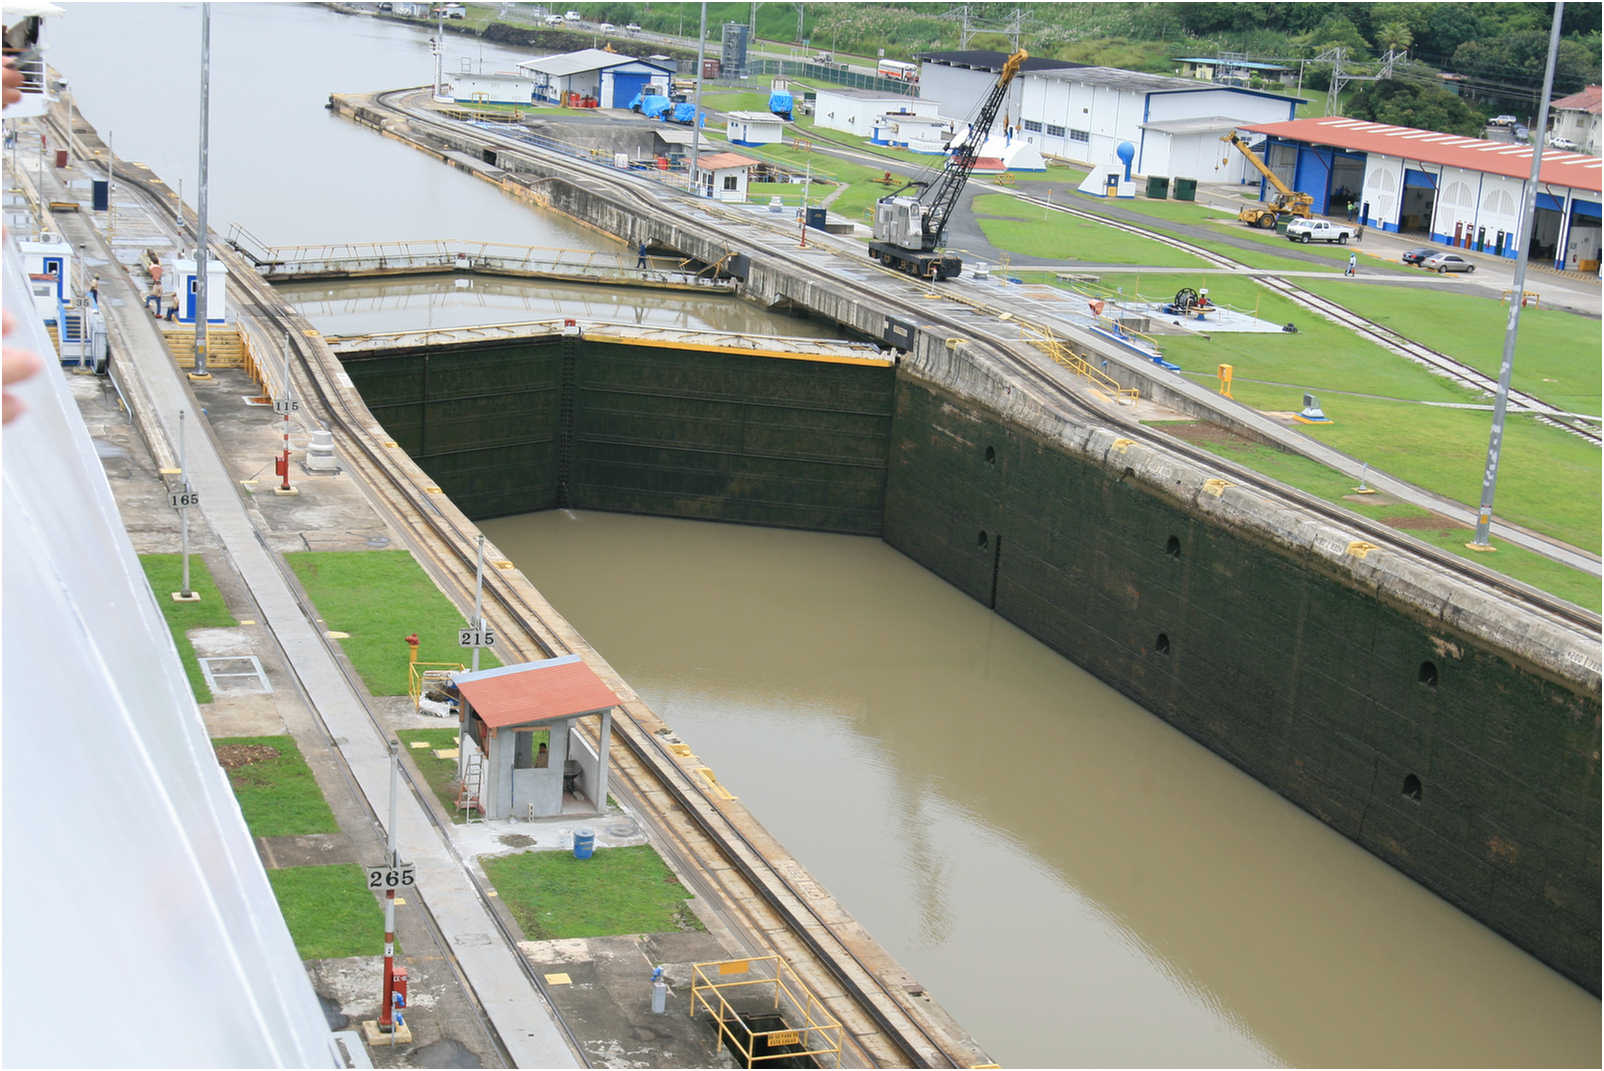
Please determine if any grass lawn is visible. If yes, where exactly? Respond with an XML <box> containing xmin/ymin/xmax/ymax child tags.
<box><xmin>482</xmin><ymin>845</ymin><xmax>704</xmax><ymax>940</ymax></box>
<box><xmin>267</xmin><ymin>865</ymin><xmax>389</xmax><ymax>960</ymax></box>
<box><xmin>972</xmin><ymin>194</ymin><xmax>1210</xmax><ymax>266</ymax></box>
<box><xmin>139</xmin><ymin>554</ymin><xmax>237</xmax><ymax>703</ymax></box>
<box><xmin>741</xmin><ymin>141</ymin><xmax>895</xmax><ymax>223</ymax></box>
<box><xmin>1151</xmin><ymin>426</ymin><xmax>1602</xmax><ymax>612</ymax></box>
<box><xmin>1081</xmin><ymin>273</ymin><xmax>1601</xmax><ymax>550</ymax></box>
<box><xmin>285</xmin><ymin>550</ymin><xmax>500</xmax><ymax>697</ymax></box>
<box><xmin>214</xmin><ymin>735</ymin><xmax>339</xmax><ymax>837</ymax></box>
<box><xmin>748</xmin><ymin>180</ymin><xmax>818</xmax><ymax>206</ymax></box>
<box><xmin>1292</xmin><ymin>279</ymin><xmax>1603</xmax><ymax>416</ymax></box>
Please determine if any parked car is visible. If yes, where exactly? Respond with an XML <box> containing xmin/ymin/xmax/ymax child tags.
<box><xmin>543</xmin><ymin>13</ymin><xmax>562</xmax><ymax>24</ymax></box>
<box><xmin>1400</xmin><ymin>248</ymin><xmax>1434</xmax><ymax>265</ymax></box>
<box><xmin>1284</xmin><ymin>218</ymin><xmax>1358</xmax><ymax>244</ymax></box>
<box><xmin>1422</xmin><ymin>252</ymin><xmax>1476</xmax><ymax>273</ymax></box>
<box><xmin>1489</xmin><ymin>114</ymin><xmax>1517</xmax><ymax>127</ymax></box>
<box><xmin>599</xmin><ymin>21</ymin><xmax>614</xmax><ymax>32</ymax></box>
<box><xmin>564</xmin><ymin>10</ymin><xmax>581</xmax><ymax>20</ymax></box>
<box><xmin>624</xmin><ymin>22</ymin><xmax>640</xmax><ymax>32</ymax></box>
<box><xmin>1549</xmin><ymin>135</ymin><xmax>1580</xmax><ymax>151</ymax></box>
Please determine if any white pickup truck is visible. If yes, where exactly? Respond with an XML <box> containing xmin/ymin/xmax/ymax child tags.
<box><xmin>1285</xmin><ymin>218</ymin><xmax>1358</xmax><ymax>244</ymax></box>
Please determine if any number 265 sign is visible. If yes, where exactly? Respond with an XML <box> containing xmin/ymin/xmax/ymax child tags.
<box><xmin>366</xmin><ymin>863</ymin><xmax>416</xmax><ymax>890</ymax></box>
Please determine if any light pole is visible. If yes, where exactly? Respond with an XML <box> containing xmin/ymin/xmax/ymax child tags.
<box><xmin>1469</xmin><ymin>0</ymin><xmax>1565</xmax><ymax>552</ymax></box>
<box><xmin>688</xmin><ymin>1</ymin><xmax>707</xmax><ymax>197</ymax></box>
<box><xmin>192</xmin><ymin>3</ymin><xmax>213</xmax><ymax>379</ymax></box>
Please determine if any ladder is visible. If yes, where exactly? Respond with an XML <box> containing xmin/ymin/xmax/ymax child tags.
<box><xmin>456</xmin><ymin>751</ymin><xmax>484</xmax><ymax>824</ymax></box>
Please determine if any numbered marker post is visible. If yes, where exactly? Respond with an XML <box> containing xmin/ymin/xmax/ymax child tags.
<box><xmin>172</xmin><ymin>409</ymin><xmax>199</xmax><ymax>602</ymax></box>
<box><xmin>457</xmin><ymin>627</ymin><xmax>497</xmax><ymax>649</ymax></box>
<box><xmin>378</xmin><ymin>740</ymin><xmax>402</xmax><ymax>1034</ymax></box>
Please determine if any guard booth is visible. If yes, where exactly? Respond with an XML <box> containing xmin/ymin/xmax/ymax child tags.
<box><xmin>162</xmin><ymin>253</ymin><xmax>228</xmax><ymax>324</ymax></box>
<box><xmin>453</xmin><ymin>655</ymin><xmax>618</xmax><ymax>820</ymax></box>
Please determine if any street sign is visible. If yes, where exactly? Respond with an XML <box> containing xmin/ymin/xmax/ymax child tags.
<box><xmin>365</xmin><ymin>862</ymin><xmax>416</xmax><ymax>891</ymax></box>
<box><xmin>272</xmin><ymin>398</ymin><xmax>300</xmax><ymax>414</ymax></box>
<box><xmin>458</xmin><ymin>627</ymin><xmax>497</xmax><ymax>648</ymax></box>
<box><xmin>170</xmin><ymin>490</ymin><xmax>199</xmax><ymax>508</ymax></box>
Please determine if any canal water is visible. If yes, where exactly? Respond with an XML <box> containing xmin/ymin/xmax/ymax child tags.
<box><xmin>51</xmin><ymin>5</ymin><xmax>1601</xmax><ymax>1067</ymax></box>
<box><xmin>482</xmin><ymin>511</ymin><xmax>1601</xmax><ymax>1069</ymax></box>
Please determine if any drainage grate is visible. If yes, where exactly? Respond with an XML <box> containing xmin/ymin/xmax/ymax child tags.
<box><xmin>197</xmin><ymin>655</ymin><xmax>272</xmax><ymax>694</ymax></box>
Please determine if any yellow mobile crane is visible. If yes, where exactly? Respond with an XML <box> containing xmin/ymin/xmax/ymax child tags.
<box><xmin>1221</xmin><ymin>132</ymin><xmax>1312</xmax><ymax>228</ymax></box>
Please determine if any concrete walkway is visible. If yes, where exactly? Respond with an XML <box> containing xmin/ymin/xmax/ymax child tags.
<box><xmin>34</xmin><ymin>148</ymin><xmax>581</xmax><ymax>1070</ymax></box>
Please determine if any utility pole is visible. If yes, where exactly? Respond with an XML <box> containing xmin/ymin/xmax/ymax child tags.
<box><xmin>192</xmin><ymin>3</ymin><xmax>212</xmax><ymax>379</ymax></box>
<box><xmin>171</xmin><ymin>409</ymin><xmax>200</xmax><ymax>602</ymax></box>
<box><xmin>794</xmin><ymin>2</ymin><xmax>803</xmax><ymax>46</ymax></box>
<box><xmin>689</xmin><ymin>1</ymin><xmax>707</xmax><ymax>197</ymax></box>
<box><xmin>1470</xmin><ymin>1</ymin><xmax>1565</xmax><ymax>551</ymax></box>
<box><xmin>432</xmin><ymin>6</ymin><xmax>445</xmax><ymax>100</ymax></box>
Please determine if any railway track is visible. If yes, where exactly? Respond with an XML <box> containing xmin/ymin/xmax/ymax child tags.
<box><xmin>374</xmin><ymin>90</ymin><xmax>1598</xmax><ymax>633</ymax></box>
<box><xmin>67</xmin><ymin>111</ymin><xmax>972</xmax><ymax>1068</ymax></box>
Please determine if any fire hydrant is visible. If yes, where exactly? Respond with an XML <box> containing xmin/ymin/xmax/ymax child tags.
<box><xmin>405</xmin><ymin>632</ymin><xmax>419</xmax><ymax>665</ymax></box>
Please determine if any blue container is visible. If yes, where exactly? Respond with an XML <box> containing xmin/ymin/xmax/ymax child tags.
<box><xmin>573</xmin><ymin>830</ymin><xmax>595</xmax><ymax>860</ymax></box>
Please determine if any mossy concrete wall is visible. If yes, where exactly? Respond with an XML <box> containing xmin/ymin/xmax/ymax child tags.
<box><xmin>339</xmin><ymin>337</ymin><xmax>893</xmax><ymax>531</ymax></box>
<box><xmin>884</xmin><ymin>348</ymin><xmax>1601</xmax><ymax>995</ymax></box>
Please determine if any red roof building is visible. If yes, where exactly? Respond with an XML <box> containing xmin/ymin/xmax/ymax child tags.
<box><xmin>1550</xmin><ymin>85</ymin><xmax>1601</xmax><ymax>157</ymax></box>
<box><xmin>1237</xmin><ymin>116</ymin><xmax>1600</xmax><ymax>273</ymax></box>
<box><xmin>453</xmin><ymin>655</ymin><xmax>619</xmax><ymax>820</ymax></box>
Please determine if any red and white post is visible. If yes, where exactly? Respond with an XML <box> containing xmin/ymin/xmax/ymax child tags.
<box><xmin>379</xmin><ymin>739</ymin><xmax>399</xmax><ymax>1033</ymax></box>
<box><xmin>278</xmin><ymin>406</ymin><xmax>292</xmax><ymax>492</ymax></box>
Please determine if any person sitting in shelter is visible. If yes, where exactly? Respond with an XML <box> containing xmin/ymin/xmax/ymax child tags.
<box><xmin>535</xmin><ymin>741</ymin><xmax>548</xmax><ymax>768</ymax></box>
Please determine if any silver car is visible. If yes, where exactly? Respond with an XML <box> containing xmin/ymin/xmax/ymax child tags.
<box><xmin>1422</xmin><ymin>252</ymin><xmax>1476</xmax><ymax>274</ymax></box>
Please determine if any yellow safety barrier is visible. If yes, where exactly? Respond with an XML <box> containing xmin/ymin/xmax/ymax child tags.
<box><xmin>1501</xmin><ymin>289</ymin><xmax>1541</xmax><ymax>307</ymax></box>
<box><xmin>690</xmin><ymin>955</ymin><xmax>842</xmax><ymax>1068</ymax></box>
<box><xmin>1216</xmin><ymin>362</ymin><xmax>1234</xmax><ymax>399</ymax></box>
<box><xmin>409</xmin><ymin>661</ymin><xmax>466</xmax><ymax>711</ymax></box>
<box><xmin>1021</xmin><ymin>325</ymin><xmax>1140</xmax><ymax>406</ymax></box>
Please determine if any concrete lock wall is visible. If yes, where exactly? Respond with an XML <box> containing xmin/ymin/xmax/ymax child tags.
<box><xmin>339</xmin><ymin>338</ymin><xmax>894</xmax><ymax>531</ymax></box>
<box><xmin>883</xmin><ymin>347</ymin><xmax>1600</xmax><ymax>994</ymax></box>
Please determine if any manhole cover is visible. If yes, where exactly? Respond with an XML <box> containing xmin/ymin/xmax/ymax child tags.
<box><xmin>455</xmin><ymin>933</ymin><xmax>493</xmax><ymax>946</ymax></box>
<box><xmin>607</xmin><ymin>820</ymin><xmax>638</xmax><ymax>838</ymax></box>
<box><xmin>499</xmin><ymin>834</ymin><xmax>535</xmax><ymax>848</ymax></box>
<box><xmin>366</xmin><ymin>535</ymin><xmax>391</xmax><ymax>548</ymax></box>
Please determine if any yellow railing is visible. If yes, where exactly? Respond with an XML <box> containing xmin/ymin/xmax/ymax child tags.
<box><xmin>1021</xmin><ymin>324</ymin><xmax>1140</xmax><ymax>405</ymax></box>
<box><xmin>409</xmin><ymin>661</ymin><xmax>465</xmax><ymax>711</ymax></box>
<box><xmin>690</xmin><ymin>956</ymin><xmax>842</xmax><ymax>1068</ymax></box>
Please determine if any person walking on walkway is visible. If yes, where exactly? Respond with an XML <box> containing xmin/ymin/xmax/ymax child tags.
<box><xmin>1346</xmin><ymin>250</ymin><xmax>1357</xmax><ymax>277</ymax></box>
<box><xmin>636</xmin><ymin>241</ymin><xmax>647</xmax><ymax>270</ymax></box>
<box><xmin>89</xmin><ymin>274</ymin><xmax>99</xmax><ymax>306</ymax></box>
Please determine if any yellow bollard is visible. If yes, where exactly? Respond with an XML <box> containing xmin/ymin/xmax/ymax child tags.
<box><xmin>1216</xmin><ymin>363</ymin><xmax>1234</xmax><ymax>398</ymax></box>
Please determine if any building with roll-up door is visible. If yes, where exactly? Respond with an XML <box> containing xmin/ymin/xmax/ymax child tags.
<box><xmin>515</xmin><ymin>49</ymin><xmax>674</xmax><ymax>109</ymax></box>
<box><xmin>1243</xmin><ymin>115</ymin><xmax>1602</xmax><ymax>274</ymax></box>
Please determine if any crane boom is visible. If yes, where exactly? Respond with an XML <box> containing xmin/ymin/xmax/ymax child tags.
<box><xmin>1222</xmin><ymin>131</ymin><xmax>1295</xmax><ymax>199</ymax></box>
<box><xmin>1221</xmin><ymin>131</ymin><xmax>1313</xmax><ymax>228</ymax></box>
<box><xmin>869</xmin><ymin>49</ymin><xmax>1027</xmax><ymax>281</ymax></box>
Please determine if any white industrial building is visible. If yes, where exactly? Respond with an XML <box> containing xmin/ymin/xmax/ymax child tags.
<box><xmin>515</xmin><ymin>49</ymin><xmax>674</xmax><ymax>109</ymax></box>
<box><xmin>1549</xmin><ymin>85</ymin><xmax>1601</xmax><ymax>156</ymax></box>
<box><xmin>813</xmin><ymin>87</ymin><xmax>937</xmax><ymax>137</ymax></box>
<box><xmin>1019</xmin><ymin>67</ymin><xmax>1300</xmax><ymax>179</ymax></box>
<box><xmin>1244</xmin><ymin>115</ymin><xmax>1602</xmax><ymax>273</ymax></box>
<box><xmin>915</xmin><ymin>51</ymin><xmax>1086</xmax><ymax>133</ymax></box>
<box><xmin>444</xmin><ymin>71</ymin><xmax>536</xmax><ymax>106</ymax></box>
<box><xmin>873</xmin><ymin>112</ymin><xmax>953</xmax><ymax>153</ymax></box>
<box><xmin>725</xmin><ymin>110</ymin><xmax>786</xmax><ymax>147</ymax></box>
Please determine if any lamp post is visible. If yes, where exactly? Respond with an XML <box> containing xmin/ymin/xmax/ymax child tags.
<box><xmin>688</xmin><ymin>1</ymin><xmax>708</xmax><ymax>197</ymax></box>
<box><xmin>1469</xmin><ymin>0</ymin><xmax>1565</xmax><ymax>552</ymax></box>
<box><xmin>192</xmin><ymin>3</ymin><xmax>213</xmax><ymax>379</ymax></box>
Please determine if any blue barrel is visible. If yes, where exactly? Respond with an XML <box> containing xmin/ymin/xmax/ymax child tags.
<box><xmin>573</xmin><ymin>829</ymin><xmax>595</xmax><ymax>860</ymax></box>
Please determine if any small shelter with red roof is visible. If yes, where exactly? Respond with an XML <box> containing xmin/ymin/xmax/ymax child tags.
<box><xmin>694</xmin><ymin>151</ymin><xmax>760</xmax><ymax>202</ymax></box>
<box><xmin>452</xmin><ymin>655</ymin><xmax>619</xmax><ymax>820</ymax></box>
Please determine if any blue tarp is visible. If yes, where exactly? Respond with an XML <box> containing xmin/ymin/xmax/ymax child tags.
<box><xmin>639</xmin><ymin>94</ymin><xmax>672</xmax><ymax>120</ymax></box>
<box><xmin>768</xmin><ymin>90</ymin><xmax>793</xmax><ymax>120</ymax></box>
<box><xmin>670</xmin><ymin>102</ymin><xmax>705</xmax><ymax>125</ymax></box>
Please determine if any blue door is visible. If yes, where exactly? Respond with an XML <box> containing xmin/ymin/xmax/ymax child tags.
<box><xmin>609</xmin><ymin>71</ymin><xmax>649</xmax><ymax>110</ymax></box>
<box><xmin>187</xmin><ymin>277</ymin><xmax>197</xmax><ymax>322</ymax></box>
<box><xmin>1292</xmin><ymin>146</ymin><xmax>1333</xmax><ymax>215</ymax></box>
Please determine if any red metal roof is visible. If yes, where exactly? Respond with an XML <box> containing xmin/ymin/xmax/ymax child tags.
<box><xmin>696</xmin><ymin>151</ymin><xmax>759</xmax><ymax>170</ymax></box>
<box><xmin>1553</xmin><ymin>85</ymin><xmax>1602</xmax><ymax>115</ymax></box>
<box><xmin>455</xmin><ymin>657</ymin><xmax>619</xmax><ymax>729</ymax></box>
<box><xmin>1242</xmin><ymin>116</ymin><xmax>1602</xmax><ymax>193</ymax></box>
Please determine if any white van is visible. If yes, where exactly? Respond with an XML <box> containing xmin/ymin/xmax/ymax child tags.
<box><xmin>543</xmin><ymin>13</ymin><xmax>562</xmax><ymax>24</ymax></box>
<box><xmin>564</xmin><ymin>10</ymin><xmax>581</xmax><ymax>20</ymax></box>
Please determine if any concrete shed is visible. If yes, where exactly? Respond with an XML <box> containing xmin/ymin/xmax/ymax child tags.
<box><xmin>814</xmin><ymin>87</ymin><xmax>937</xmax><ymax>137</ymax></box>
<box><xmin>453</xmin><ymin>655</ymin><xmax>617</xmax><ymax>821</ymax></box>
<box><xmin>445</xmin><ymin>71</ymin><xmax>536</xmax><ymax>106</ymax></box>
<box><xmin>726</xmin><ymin>110</ymin><xmax>786</xmax><ymax>147</ymax></box>
<box><xmin>694</xmin><ymin>151</ymin><xmax>759</xmax><ymax>202</ymax></box>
